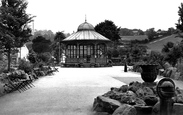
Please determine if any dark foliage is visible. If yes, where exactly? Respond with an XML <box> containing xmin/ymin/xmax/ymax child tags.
<box><xmin>32</xmin><ymin>36</ymin><xmax>52</xmax><ymax>54</ymax></box>
<box><xmin>32</xmin><ymin>30</ymin><xmax>55</xmax><ymax>41</ymax></box>
<box><xmin>176</xmin><ymin>3</ymin><xmax>183</xmax><ymax>32</ymax></box>
<box><xmin>162</xmin><ymin>42</ymin><xmax>174</xmax><ymax>53</ymax></box>
<box><xmin>95</xmin><ymin>20</ymin><xmax>121</xmax><ymax>42</ymax></box>
<box><xmin>164</xmin><ymin>45</ymin><xmax>183</xmax><ymax>66</ymax></box>
<box><xmin>119</xmin><ymin>28</ymin><xmax>144</xmax><ymax>36</ymax></box>
<box><xmin>52</xmin><ymin>31</ymin><xmax>65</xmax><ymax>63</ymax></box>
<box><xmin>37</xmin><ymin>52</ymin><xmax>52</xmax><ymax>64</ymax></box>
<box><xmin>145</xmin><ymin>28</ymin><xmax>157</xmax><ymax>40</ymax></box>
<box><xmin>0</xmin><ymin>0</ymin><xmax>34</xmax><ymax>71</ymax></box>
<box><xmin>27</xmin><ymin>53</ymin><xmax>36</xmax><ymax>63</ymax></box>
<box><xmin>18</xmin><ymin>59</ymin><xmax>32</xmax><ymax>73</ymax></box>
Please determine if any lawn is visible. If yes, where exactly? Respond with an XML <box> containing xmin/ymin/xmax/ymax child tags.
<box><xmin>146</xmin><ymin>34</ymin><xmax>182</xmax><ymax>52</ymax></box>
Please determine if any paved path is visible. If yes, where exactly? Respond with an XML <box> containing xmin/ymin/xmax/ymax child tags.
<box><xmin>0</xmin><ymin>66</ymin><xmax>183</xmax><ymax>115</ymax></box>
<box><xmin>0</xmin><ymin>66</ymin><xmax>126</xmax><ymax>115</ymax></box>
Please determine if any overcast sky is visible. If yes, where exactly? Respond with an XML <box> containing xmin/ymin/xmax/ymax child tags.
<box><xmin>27</xmin><ymin>0</ymin><xmax>182</xmax><ymax>33</ymax></box>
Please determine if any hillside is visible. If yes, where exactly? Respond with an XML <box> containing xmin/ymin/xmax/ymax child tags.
<box><xmin>120</xmin><ymin>35</ymin><xmax>148</xmax><ymax>41</ymax></box>
<box><xmin>146</xmin><ymin>34</ymin><xmax>183</xmax><ymax>52</ymax></box>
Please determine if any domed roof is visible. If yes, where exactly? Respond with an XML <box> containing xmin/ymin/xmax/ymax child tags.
<box><xmin>62</xmin><ymin>21</ymin><xmax>111</xmax><ymax>42</ymax></box>
<box><xmin>62</xmin><ymin>30</ymin><xmax>110</xmax><ymax>41</ymax></box>
<box><xmin>77</xmin><ymin>21</ymin><xmax>95</xmax><ymax>31</ymax></box>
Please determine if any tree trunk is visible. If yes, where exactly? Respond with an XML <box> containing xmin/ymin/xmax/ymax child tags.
<box><xmin>58</xmin><ymin>42</ymin><xmax>60</xmax><ymax>64</ymax></box>
<box><xmin>7</xmin><ymin>47</ymin><xmax>11</xmax><ymax>71</ymax></box>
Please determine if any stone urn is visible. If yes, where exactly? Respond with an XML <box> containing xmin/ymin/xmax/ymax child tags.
<box><xmin>139</xmin><ymin>64</ymin><xmax>158</xmax><ymax>83</ymax></box>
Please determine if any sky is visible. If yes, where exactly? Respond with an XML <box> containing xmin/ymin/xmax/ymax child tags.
<box><xmin>26</xmin><ymin>0</ymin><xmax>183</xmax><ymax>34</ymax></box>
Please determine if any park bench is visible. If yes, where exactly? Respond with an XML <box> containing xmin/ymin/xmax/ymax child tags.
<box><xmin>51</xmin><ymin>66</ymin><xmax>59</xmax><ymax>72</ymax></box>
<box><xmin>42</xmin><ymin>66</ymin><xmax>58</xmax><ymax>74</ymax></box>
<box><xmin>34</xmin><ymin>66</ymin><xmax>57</xmax><ymax>76</ymax></box>
<box><xmin>44</xmin><ymin>66</ymin><xmax>55</xmax><ymax>75</ymax></box>
<box><xmin>3</xmin><ymin>74</ymin><xmax>35</xmax><ymax>93</ymax></box>
<box><xmin>3</xmin><ymin>77</ymin><xmax>22</xmax><ymax>93</ymax></box>
<box><xmin>33</xmin><ymin>68</ymin><xmax>45</xmax><ymax>77</ymax></box>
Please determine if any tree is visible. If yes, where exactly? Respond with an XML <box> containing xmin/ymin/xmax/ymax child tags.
<box><xmin>52</xmin><ymin>31</ymin><xmax>65</xmax><ymax>63</ymax></box>
<box><xmin>138</xmin><ymin>29</ymin><xmax>145</xmax><ymax>35</ymax></box>
<box><xmin>95</xmin><ymin>20</ymin><xmax>121</xmax><ymax>42</ymax></box>
<box><xmin>32</xmin><ymin>30</ymin><xmax>55</xmax><ymax>41</ymax></box>
<box><xmin>167</xmin><ymin>27</ymin><xmax>176</xmax><ymax>35</ymax></box>
<box><xmin>0</xmin><ymin>0</ymin><xmax>34</xmax><ymax>71</ymax></box>
<box><xmin>162</xmin><ymin>42</ymin><xmax>174</xmax><ymax>53</ymax></box>
<box><xmin>145</xmin><ymin>28</ymin><xmax>157</xmax><ymax>40</ymax></box>
<box><xmin>176</xmin><ymin>3</ymin><xmax>183</xmax><ymax>32</ymax></box>
<box><xmin>32</xmin><ymin>36</ymin><xmax>52</xmax><ymax>54</ymax></box>
<box><xmin>119</xmin><ymin>28</ymin><xmax>144</xmax><ymax>36</ymax></box>
<box><xmin>119</xmin><ymin>28</ymin><xmax>134</xmax><ymax>36</ymax></box>
<box><xmin>149</xmin><ymin>51</ymin><xmax>165</xmax><ymax>69</ymax></box>
<box><xmin>164</xmin><ymin>45</ymin><xmax>183</xmax><ymax>66</ymax></box>
<box><xmin>162</xmin><ymin>41</ymin><xmax>183</xmax><ymax>67</ymax></box>
<box><xmin>130</xmin><ymin>44</ymin><xmax>147</xmax><ymax>62</ymax></box>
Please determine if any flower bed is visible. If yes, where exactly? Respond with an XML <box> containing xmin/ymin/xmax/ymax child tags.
<box><xmin>0</xmin><ymin>66</ymin><xmax>59</xmax><ymax>95</ymax></box>
<box><xmin>0</xmin><ymin>70</ymin><xmax>35</xmax><ymax>93</ymax></box>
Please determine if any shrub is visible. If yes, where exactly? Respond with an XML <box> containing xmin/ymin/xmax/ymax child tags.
<box><xmin>9</xmin><ymin>70</ymin><xmax>27</xmax><ymax>79</ymax></box>
<box><xmin>164</xmin><ymin>45</ymin><xmax>182</xmax><ymax>67</ymax></box>
<box><xmin>27</xmin><ymin>53</ymin><xmax>37</xmax><ymax>64</ymax></box>
<box><xmin>18</xmin><ymin>59</ymin><xmax>32</xmax><ymax>73</ymax></box>
<box><xmin>132</xmin><ymin>64</ymin><xmax>142</xmax><ymax>72</ymax></box>
<box><xmin>139</xmin><ymin>51</ymin><xmax>165</xmax><ymax>69</ymax></box>
<box><xmin>0</xmin><ymin>61</ymin><xmax>7</xmax><ymax>74</ymax></box>
<box><xmin>0</xmin><ymin>61</ymin><xmax>16</xmax><ymax>73</ymax></box>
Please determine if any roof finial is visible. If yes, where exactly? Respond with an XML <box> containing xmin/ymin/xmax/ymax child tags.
<box><xmin>85</xmin><ymin>14</ymin><xmax>87</xmax><ymax>22</ymax></box>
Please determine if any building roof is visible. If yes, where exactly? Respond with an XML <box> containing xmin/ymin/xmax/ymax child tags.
<box><xmin>77</xmin><ymin>22</ymin><xmax>95</xmax><ymax>31</ymax></box>
<box><xmin>62</xmin><ymin>21</ymin><xmax>110</xmax><ymax>42</ymax></box>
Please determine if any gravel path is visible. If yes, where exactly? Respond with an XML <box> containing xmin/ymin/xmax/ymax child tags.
<box><xmin>1</xmin><ymin>66</ymin><xmax>183</xmax><ymax>115</ymax></box>
<box><xmin>0</xmin><ymin>66</ymin><xmax>126</xmax><ymax>115</ymax></box>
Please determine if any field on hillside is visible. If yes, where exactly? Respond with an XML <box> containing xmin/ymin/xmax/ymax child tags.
<box><xmin>120</xmin><ymin>35</ymin><xmax>148</xmax><ymax>41</ymax></box>
<box><xmin>146</xmin><ymin>34</ymin><xmax>183</xmax><ymax>52</ymax></box>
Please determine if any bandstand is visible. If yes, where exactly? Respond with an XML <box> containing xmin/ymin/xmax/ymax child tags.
<box><xmin>62</xmin><ymin>20</ymin><xmax>111</xmax><ymax>67</ymax></box>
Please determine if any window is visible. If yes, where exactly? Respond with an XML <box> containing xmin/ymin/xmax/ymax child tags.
<box><xmin>96</xmin><ymin>44</ymin><xmax>105</xmax><ymax>58</ymax></box>
<box><xmin>67</xmin><ymin>45</ymin><xmax>76</xmax><ymax>58</ymax></box>
<box><xmin>84</xmin><ymin>45</ymin><xmax>87</xmax><ymax>58</ymax></box>
<box><xmin>79</xmin><ymin>44</ymin><xmax>94</xmax><ymax>58</ymax></box>
<box><xmin>73</xmin><ymin>45</ymin><xmax>76</xmax><ymax>58</ymax></box>
<box><xmin>80</xmin><ymin>45</ymin><xmax>83</xmax><ymax>58</ymax></box>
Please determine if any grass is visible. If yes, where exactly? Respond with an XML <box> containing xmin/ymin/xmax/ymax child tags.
<box><xmin>113</xmin><ymin>76</ymin><xmax>143</xmax><ymax>85</ymax></box>
<box><xmin>120</xmin><ymin>35</ymin><xmax>148</xmax><ymax>41</ymax></box>
<box><xmin>146</xmin><ymin>34</ymin><xmax>183</xmax><ymax>52</ymax></box>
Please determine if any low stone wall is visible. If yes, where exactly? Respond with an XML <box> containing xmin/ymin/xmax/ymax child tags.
<box><xmin>93</xmin><ymin>81</ymin><xmax>183</xmax><ymax>115</ymax></box>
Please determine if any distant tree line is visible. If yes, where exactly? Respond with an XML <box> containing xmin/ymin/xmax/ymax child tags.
<box><xmin>32</xmin><ymin>30</ymin><xmax>55</xmax><ymax>42</ymax></box>
<box><xmin>119</xmin><ymin>27</ymin><xmax>177</xmax><ymax>44</ymax></box>
<box><xmin>119</xmin><ymin>28</ymin><xmax>145</xmax><ymax>36</ymax></box>
<box><xmin>120</xmin><ymin>27</ymin><xmax>176</xmax><ymax>40</ymax></box>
